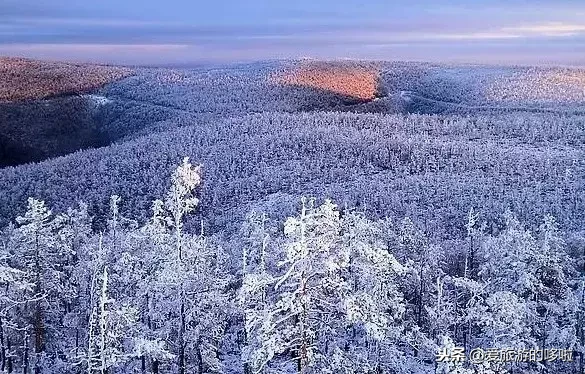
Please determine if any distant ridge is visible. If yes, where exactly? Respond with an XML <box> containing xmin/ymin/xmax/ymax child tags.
<box><xmin>0</xmin><ymin>56</ymin><xmax>132</xmax><ymax>103</ymax></box>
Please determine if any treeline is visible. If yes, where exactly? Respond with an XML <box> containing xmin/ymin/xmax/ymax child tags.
<box><xmin>0</xmin><ymin>158</ymin><xmax>584</xmax><ymax>373</ymax></box>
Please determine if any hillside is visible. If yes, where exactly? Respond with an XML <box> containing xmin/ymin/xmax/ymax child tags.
<box><xmin>0</xmin><ymin>57</ymin><xmax>132</xmax><ymax>102</ymax></box>
<box><xmin>272</xmin><ymin>61</ymin><xmax>385</xmax><ymax>101</ymax></box>
<box><xmin>0</xmin><ymin>58</ymin><xmax>134</xmax><ymax>166</ymax></box>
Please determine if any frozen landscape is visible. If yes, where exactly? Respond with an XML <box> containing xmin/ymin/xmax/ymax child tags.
<box><xmin>0</xmin><ymin>57</ymin><xmax>584</xmax><ymax>374</ymax></box>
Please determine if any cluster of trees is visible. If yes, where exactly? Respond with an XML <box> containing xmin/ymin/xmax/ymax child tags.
<box><xmin>3</xmin><ymin>60</ymin><xmax>585</xmax><ymax>373</ymax></box>
<box><xmin>101</xmin><ymin>61</ymin><xmax>406</xmax><ymax>119</ymax></box>
<box><xmin>0</xmin><ymin>158</ymin><xmax>583</xmax><ymax>373</ymax></box>
<box><xmin>382</xmin><ymin>64</ymin><xmax>484</xmax><ymax>107</ymax></box>
<box><xmin>100</xmin><ymin>63</ymin><xmax>304</xmax><ymax>116</ymax></box>
<box><xmin>96</xmin><ymin>61</ymin><xmax>584</xmax><ymax>118</ymax></box>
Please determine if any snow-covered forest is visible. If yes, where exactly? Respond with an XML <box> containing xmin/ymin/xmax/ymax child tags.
<box><xmin>1</xmin><ymin>60</ymin><xmax>585</xmax><ymax>373</ymax></box>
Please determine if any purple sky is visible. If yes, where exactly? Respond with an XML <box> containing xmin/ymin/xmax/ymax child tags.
<box><xmin>1</xmin><ymin>0</ymin><xmax>584</xmax><ymax>65</ymax></box>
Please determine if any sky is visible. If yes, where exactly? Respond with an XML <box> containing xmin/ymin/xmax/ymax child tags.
<box><xmin>1</xmin><ymin>0</ymin><xmax>585</xmax><ymax>65</ymax></box>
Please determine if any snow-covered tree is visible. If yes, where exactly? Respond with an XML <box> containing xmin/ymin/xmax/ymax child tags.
<box><xmin>133</xmin><ymin>158</ymin><xmax>232</xmax><ymax>374</ymax></box>
<box><xmin>477</xmin><ymin>212</ymin><xmax>576</xmax><ymax>348</ymax></box>
<box><xmin>239</xmin><ymin>211</ymin><xmax>276</xmax><ymax>374</ymax></box>
<box><xmin>393</xmin><ymin>217</ymin><xmax>447</xmax><ymax>359</ymax></box>
<box><xmin>244</xmin><ymin>198</ymin><xmax>408</xmax><ymax>374</ymax></box>
<box><xmin>86</xmin><ymin>265</ymin><xmax>137</xmax><ymax>373</ymax></box>
<box><xmin>9</xmin><ymin>198</ymin><xmax>81</xmax><ymax>372</ymax></box>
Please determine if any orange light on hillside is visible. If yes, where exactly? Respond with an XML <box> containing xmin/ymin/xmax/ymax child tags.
<box><xmin>272</xmin><ymin>62</ymin><xmax>382</xmax><ymax>101</ymax></box>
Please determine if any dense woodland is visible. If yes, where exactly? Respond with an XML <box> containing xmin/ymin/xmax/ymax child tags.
<box><xmin>1</xmin><ymin>60</ymin><xmax>585</xmax><ymax>373</ymax></box>
<box><xmin>0</xmin><ymin>57</ymin><xmax>131</xmax><ymax>103</ymax></box>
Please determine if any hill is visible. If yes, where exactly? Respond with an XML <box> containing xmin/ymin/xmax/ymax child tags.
<box><xmin>0</xmin><ymin>57</ymin><xmax>131</xmax><ymax>102</ymax></box>
<box><xmin>272</xmin><ymin>60</ymin><xmax>385</xmax><ymax>101</ymax></box>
